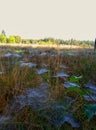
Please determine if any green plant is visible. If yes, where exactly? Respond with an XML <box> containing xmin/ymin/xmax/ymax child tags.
<box><xmin>8</xmin><ymin>35</ymin><xmax>16</xmax><ymax>43</ymax></box>
<box><xmin>67</xmin><ymin>75</ymin><xmax>86</xmax><ymax>96</ymax></box>
<box><xmin>0</xmin><ymin>34</ymin><xmax>6</xmax><ymax>43</ymax></box>
<box><xmin>15</xmin><ymin>36</ymin><xmax>22</xmax><ymax>43</ymax></box>
<box><xmin>84</xmin><ymin>104</ymin><xmax>96</xmax><ymax>121</ymax></box>
<box><xmin>70</xmin><ymin>75</ymin><xmax>83</xmax><ymax>83</ymax></box>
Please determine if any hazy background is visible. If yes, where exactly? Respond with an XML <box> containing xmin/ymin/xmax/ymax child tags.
<box><xmin>0</xmin><ymin>0</ymin><xmax>96</xmax><ymax>40</ymax></box>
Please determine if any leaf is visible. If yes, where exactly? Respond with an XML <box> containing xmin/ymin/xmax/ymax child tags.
<box><xmin>67</xmin><ymin>86</ymin><xmax>87</xmax><ymax>97</ymax></box>
<box><xmin>84</xmin><ymin>104</ymin><xmax>96</xmax><ymax>121</ymax></box>
<box><xmin>69</xmin><ymin>76</ymin><xmax>78</xmax><ymax>83</ymax></box>
<box><xmin>70</xmin><ymin>75</ymin><xmax>83</xmax><ymax>83</ymax></box>
<box><xmin>74</xmin><ymin>75</ymin><xmax>83</xmax><ymax>79</ymax></box>
<box><xmin>67</xmin><ymin>86</ymin><xmax>80</xmax><ymax>92</ymax></box>
<box><xmin>78</xmin><ymin>90</ymin><xmax>86</xmax><ymax>96</ymax></box>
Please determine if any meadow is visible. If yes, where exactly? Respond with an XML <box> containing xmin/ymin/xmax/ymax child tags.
<box><xmin>0</xmin><ymin>43</ymin><xmax>96</xmax><ymax>130</ymax></box>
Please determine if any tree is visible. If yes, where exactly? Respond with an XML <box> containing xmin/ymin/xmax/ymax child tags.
<box><xmin>0</xmin><ymin>34</ymin><xmax>6</xmax><ymax>43</ymax></box>
<box><xmin>15</xmin><ymin>36</ymin><xmax>22</xmax><ymax>43</ymax></box>
<box><xmin>1</xmin><ymin>30</ymin><xmax>6</xmax><ymax>36</ymax></box>
<box><xmin>8</xmin><ymin>36</ymin><xmax>15</xmax><ymax>43</ymax></box>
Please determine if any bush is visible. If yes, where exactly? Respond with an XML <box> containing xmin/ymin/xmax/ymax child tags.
<box><xmin>8</xmin><ymin>35</ymin><xmax>15</xmax><ymax>43</ymax></box>
<box><xmin>0</xmin><ymin>34</ymin><xmax>6</xmax><ymax>43</ymax></box>
<box><xmin>15</xmin><ymin>36</ymin><xmax>22</xmax><ymax>43</ymax></box>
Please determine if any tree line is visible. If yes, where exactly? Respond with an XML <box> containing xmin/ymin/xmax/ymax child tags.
<box><xmin>0</xmin><ymin>30</ymin><xmax>22</xmax><ymax>43</ymax></box>
<box><xmin>0</xmin><ymin>30</ymin><xmax>94</xmax><ymax>46</ymax></box>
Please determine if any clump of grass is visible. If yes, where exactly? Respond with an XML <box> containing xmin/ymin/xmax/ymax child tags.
<box><xmin>0</xmin><ymin>62</ymin><xmax>41</xmax><ymax>113</ymax></box>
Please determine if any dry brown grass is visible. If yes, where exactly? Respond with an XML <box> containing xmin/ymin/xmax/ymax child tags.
<box><xmin>0</xmin><ymin>44</ymin><xmax>96</xmax><ymax>130</ymax></box>
<box><xmin>0</xmin><ymin>43</ymin><xmax>93</xmax><ymax>49</ymax></box>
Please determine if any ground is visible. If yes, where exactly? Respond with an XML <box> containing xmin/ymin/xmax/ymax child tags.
<box><xmin>0</xmin><ymin>43</ymin><xmax>96</xmax><ymax>130</ymax></box>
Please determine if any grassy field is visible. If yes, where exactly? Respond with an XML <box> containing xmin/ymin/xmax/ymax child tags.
<box><xmin>0</xmin><ymin>44</ymin><xmax>96</xmax><ymax>130</ymax></box>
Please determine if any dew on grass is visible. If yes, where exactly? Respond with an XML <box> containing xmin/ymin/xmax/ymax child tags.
<box><xmin>0</xmin><ymin>72</ymin><xmax>4</xmax><ymax>75</ymax></box>
<box><xmin>84</xmin><ymin>95</ymin><xmax>96</xmax><ymax>101</ymax></box>
<box><xmin>59</xmin><ymin>65</ymin><xmax>68</xmax><ymax>69</ymax></box>
<box><xmin>4</xmin><ymin>52</ymin><xmax>21</xmax><ymax>58</ymax></box>
<box><xmin>53</xmin><ymin>72</ymin><xmax>69</xmax><ymax>78</ymax></box>
<box><xmin>20</xmin><ymin>62</ymin><xmax>37</xmax><ymax>68</ymax></box>
<box><xmin>12</xmin><ymin>53</ymin><xmax>21</xmax><ymax>58</ymax></box>
<box><xmin>40</xmin><ymin>98</ymin><xmax>80</xmax><ymax>128</ymax></box>
<box><xmin>0</xmin><ymin>116</ymin><xmax>11</xmax><ymax>129</ymax></box>
<box><xmin>0</xmin><ymin>116</ymin><xmax>10</xmax><ymax>124</ymax></box>
<box><xmin>40</xmin><ymin>52</ymin><xmax>47</xmax><ymax>56</ymax></box>
<box><xmin>37</xmin><ymin>68</ymin><xmax>49</xmax><ymax>75</ymax></box>
<box><xmin>84</xmin><ymin>82</ymin><xmax>96</xmax><ymax>93</ymax></box>
<box><xmin>63</xmin><ymin>81</ymin><xmax>80</xmax><ymax>89</ymax></box>
<box><xmin>84</xmin><ymin>81</ymin><xmax>96</xmax><ymax>101</ymax></box>
<box><xmin>67</xmin><ymin>52</ymin><xmax>75</xmax><ymax>56</ymax></box>
<box><xmin>0</xmin><ymin>83</ymin><xmax>80</xmax><ymax>128</ymax></box>
<box><xmin>4</xmin><ymin>52</ymin><xmax>12</xmax><ymax>57</ymax></box>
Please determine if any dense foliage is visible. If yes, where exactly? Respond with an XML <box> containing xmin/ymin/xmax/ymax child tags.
<box><xmin>0</xmin><ymin>34</ymin><xmax>6</xmax><ymax>43</ymax></box>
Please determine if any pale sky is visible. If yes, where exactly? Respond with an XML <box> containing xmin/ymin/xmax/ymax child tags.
<box><xmin>0</xmin><ymin>0</ymin><xmax>96</xmax><ymax>40</ymax></box>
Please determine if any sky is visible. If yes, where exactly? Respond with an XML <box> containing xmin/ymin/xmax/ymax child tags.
<box><xmin>0</xmin><ymin>0</ymin><xmax>96</xmax><ymax>40</ymax></box>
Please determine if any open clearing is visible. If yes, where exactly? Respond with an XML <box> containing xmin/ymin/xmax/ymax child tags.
<box><xmin>0</xmin><ymin>44</ymin><xmax>96</xmax><ymax>130</ymax></box>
